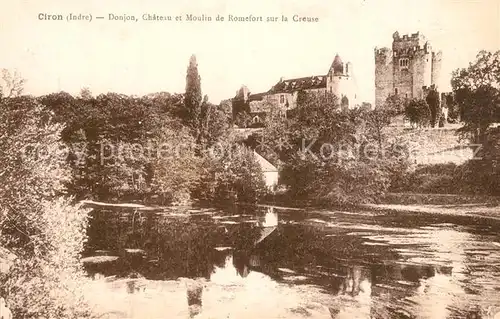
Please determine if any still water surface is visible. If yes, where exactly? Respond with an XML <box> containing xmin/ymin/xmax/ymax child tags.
<box><xmin>83</xmin><ymin>204</ymin><xmax>500</xmax><ymax>318</ymax></box>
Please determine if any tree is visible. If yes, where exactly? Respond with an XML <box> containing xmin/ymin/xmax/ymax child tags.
<box><xmin>199</xmin><ymin>100</ymin><xmax>231</xmax><ymax>148</ymax></box>
<box><xmin>232</xmin><ymin>86</ymin><xmax>251</xmax><ymax>124</ymax></box>
<box><xmin>451</xmin><ymin>51</ymin><xmax>500</xmax><ymax>196</ymax></box>
<box><xmin>258</xmin><ymin>104</ymin><xmax>293</xmax><ymax>165</ymax></box>
<box><xmin>0</xmin><ymin>69</ymin><xmax>25</xmax><ymax>99</ymax></box>
<box><xmin>296</xmin><ymin>90</ymin><xmax>308</xmax><ymax>108</ymax></box>
<box><xmin>193</xmin><ymin>134</ymin><xmax>267</xmax><ymax>203</ymax></box>
<box><xmin>362</xmin><ymin>108</ymin><xmax>392</xmax><ymax>150</ymax></box>
<box><xmin>360</xmin><ymin>102</ymin><xmax>373</xmax><ymax>110</ymax></box>
<box><xmin>150</xmin><ymin>121</ymin><xmax>202</xmax><ymax>205</ymax></box>
<box><xmin>384</xmin><ymin>94</ymin><xmax>408</xmax><ymax>115</ymax></box>
<box><xmin>451</xmin><ymin>50</ymin><xmax>500</xmax><ymax>143</ymax></box>
<box><xmin>234</xmin><ymin>111</ymin><xmax>251</xmax><ymax>128</ymax></box>
<box><xmin>79</xmin><ymin>87</ymin><xmax>93</xmax><ymax>100</ymax></box>
<box><xmin>425</xmin><ymin>85</ymin><xmax>440</xmax><ymax>127</ymax></box>
<box><xmin>183</xmin><ymin>55</ymin><xmax>203</xmax><ymax>137</ymax></box>
<box><xmin>0</xmin><ymin>96</ymin><xmax>91</xmax><ymax>318</ymax></box>
<box><xmin>142</xmin><ymin>92</ymin><xmax>185</xmax><ymax>119</ymax></box>
<box><xmin>274</xmin><ymin>91</ymin><xmax>408</xmax><ymax>204</ymax></box>
<box><xmin>405</xmin><ymin>99</ymin><xmax>431</xmax><ymax>128</ymax></box>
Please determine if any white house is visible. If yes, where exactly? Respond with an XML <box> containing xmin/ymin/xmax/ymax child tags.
<box><xmin>253</xmin><ymin>151</ymin><xmax>278</xmax><ymax>190</ymax></box>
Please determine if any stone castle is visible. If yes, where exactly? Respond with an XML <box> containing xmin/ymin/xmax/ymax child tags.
<box><xmin>234</xmin><ymin>31</ymin><xmax>445</xmax><ymax>125</ymax></box>
<box><xmin>234</xmin><ymin>54</ymin><xmax>357</xmax><ymax>125</ymax></box>
<box><xmin>375</xmin><ymin>31</ymin><xmax>442</xmax><ymax>108</ymax></box>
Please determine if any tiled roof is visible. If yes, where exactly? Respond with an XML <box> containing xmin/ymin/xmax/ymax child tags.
<box><xmin>248</xmin><ymin>93</ymin><xmax>266</xmax><ymax>101</ymax></box>
<box><xmin>268</xmin><ymin>75</ymin><xmax>327</xmax><ymax>94</ymax></box>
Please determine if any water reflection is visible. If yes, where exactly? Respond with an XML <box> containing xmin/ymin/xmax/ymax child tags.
<box><xmin>83</xmin><ymin>204</ymin><xmax>500</xmax><ymax>318</ymax></box>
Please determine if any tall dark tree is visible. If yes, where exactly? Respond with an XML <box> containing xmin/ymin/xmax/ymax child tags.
<box><xmin>426</xmin><ymin>85</ymin><xmax>440</xmax><ymax>127</ymax></box>
<box><xmin>183</xmin><ymin>55</ymin><xmax>203</xmax><ymax>137</ymax></box>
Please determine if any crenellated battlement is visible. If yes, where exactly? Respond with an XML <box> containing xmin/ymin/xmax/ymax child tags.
<box><xmin>393</xmin><ymin>31</ymin><xmax>425</xmax><ymax>41</ymax></box>
<box><xmin>375</xmin><ymin>31</ymin><xmax>442</xmax><ymax>108</ymax></box>
<box><xmin>392</xmin><ymin>30</ymin><xmax>429</xmax><ymax>55</ymax></box>
<box><xmin>375</xmin><ymin>47</ymin><xmax>391</xmax><ymax>55</ymax></box>
<box><xmin>375</xmin><ymin>47</ymin><xmax>392</xmax><ymax>64</ymax></box>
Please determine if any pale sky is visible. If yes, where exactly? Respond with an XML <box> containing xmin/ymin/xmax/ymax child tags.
<box><xmin>1</xmin><ymin>0</ymin><xmax>499</xmax><ymax>104</ymax></box>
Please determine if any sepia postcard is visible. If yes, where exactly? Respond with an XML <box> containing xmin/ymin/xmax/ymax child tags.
<box><xmin>1</xmin><ymin>0</ymin><xmax>500</xmax><ymax>318</ymax></box>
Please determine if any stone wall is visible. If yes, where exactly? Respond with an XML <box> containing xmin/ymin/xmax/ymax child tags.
<box><xmin>375</xmin><ymin>31</ymin><xmax>442</xmax><ymax>107</ymax></box>
<box><xmin>431</xmin><ymin>51</ymin><xmax>442</xmax><ymax>88</ymax></box>
<box><xmin>385</xmin><ymin>127</ymin><xmax>474</xmax><ymax>165</ymax></box>
<box><xmin>375</xmin><ymin>48</ymin><xmax>394</xmax><ymax>107</ymax></box>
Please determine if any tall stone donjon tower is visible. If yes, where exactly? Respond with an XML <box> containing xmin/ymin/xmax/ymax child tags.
<box><xmin>374</xmin><ymin>31</ymin><xmax>442</xmax><ymax>108</ymax></box>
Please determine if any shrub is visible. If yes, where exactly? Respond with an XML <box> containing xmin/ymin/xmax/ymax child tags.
<box><xmin>150</xmin><ymin>123</ymin><xmax>202</xmax><ymax>205</ymax></box>
<box><xmin>2</xmin><ymin>199</ymin><xmax>90</xmax><ymax>318</ymax></box>
<box><xmin>0</xmin><ymin>97</ymin><xmax>91</xmax><ymax>318</ymax></box>
<box><xmin>193</xmin><ymin>137</ymin><xmax>267</xmax><ymax>203</ymax></box>
<box><xmin>405</xmin><ymin>99</ymin><xmax>431</xmax><ymax>128</ymax></box>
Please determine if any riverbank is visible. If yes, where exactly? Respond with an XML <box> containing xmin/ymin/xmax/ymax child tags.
<box><xmin>363</xmin><ymin>192</ymin><xmax>500</xmax><ymax>220</ymax></box>
<box><xmin>379</xmin><ymin>192</ymin><xmax>500</xmax><ymax>206</ymax></box>
<box><xmin>363</xmin><ymin>203</ymin><xmax>500</xmax><ymax>220</ymax></box>
<box><xmin>261</xmin><ymin>192</ymin><xmax>500</xmax><ymax>220</ymax></box>
<box><xmin>81</xmin><ymin>192</ymin><xmax>500</xmax><ymax>221</ymax></box>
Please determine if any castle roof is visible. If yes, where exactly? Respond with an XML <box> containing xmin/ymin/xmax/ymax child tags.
<box><xmin>243</xmin><ymin>54</ymin><xmax>351</xmax><ymax>98</ymax></box>
<box><xmin>267</xmin><ymin>75</ymin><xmax>327</xmax><ymax>94</ymax></box>
<box><xmin>331</xmin><ymin>54</ymin><xmax>344</xmax><ymax>74</ymax></box>
<box><xmin>248</xmin><ymin>92</ymin><xmax>266</xmax><ymax>101</ymax></box>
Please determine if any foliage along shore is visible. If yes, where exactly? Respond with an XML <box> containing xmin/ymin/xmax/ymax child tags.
<box><xmin>0</xmin><ymin>50</ymin><xmax>499</xmax><ymax>318</ymax></box>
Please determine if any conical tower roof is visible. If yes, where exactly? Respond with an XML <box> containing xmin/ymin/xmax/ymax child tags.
<box><xmin>331</xmin><ymin>54</ymin><xmax>344</xmax><ymax>75</ymax></box>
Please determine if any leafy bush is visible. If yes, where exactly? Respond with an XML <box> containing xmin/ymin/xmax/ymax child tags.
<box><xmin>458</xmin><ymin>128</ymin><xmax>500</xmax><ymax>195</ymax></box>
<box><xmin>273</xmin><ymin>92</ymin><xmax>410</xmax><ymax>205</ymax></box>
<box><xmin>150</xmin><ymin>121</ymin><xmax>202</xmax><ymax>205</ymax></box>
<box><xmin>0</xmin><ymin>97</ymin><xmax>91</xmax><ymax>318</ymax></box>
<box><xmin>193</xmin><ymin>135</ymin><xmax>267</xmax><ymax>203</ymax></box>
<box><xmin>389</xmin><ymin>161</ymin><xmax>499</xmax><ymax>195</ymax></box>
<box><xmin>404</xmin><ymin>99</ymin><xmax>431</xmax><ymax>128</ymax></box>
<box><xmin>2</xmin><ymin>199</ymin><xmax>90</xmax><ymax>318</ymax></box>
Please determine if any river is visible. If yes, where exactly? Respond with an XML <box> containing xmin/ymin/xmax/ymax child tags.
<box><xmin>82</xmin><ymin>204</ymin><xmax>500</xmax><ymax>318</ymax></box>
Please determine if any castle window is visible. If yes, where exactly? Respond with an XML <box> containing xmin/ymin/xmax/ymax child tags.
<box><xmin>399</xmin><ymin>58</ymin><xmax>409</xmax><ymax>68</ymax></box>
<box><xmin>395</xmin><ymin>88</ymin><xmax>399</xmax><ymax>95</ymax></box>
<box><xmin>280</xmin><ymin>95</ymin><xmax>285</xmax><ymax>104</ymax></box>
